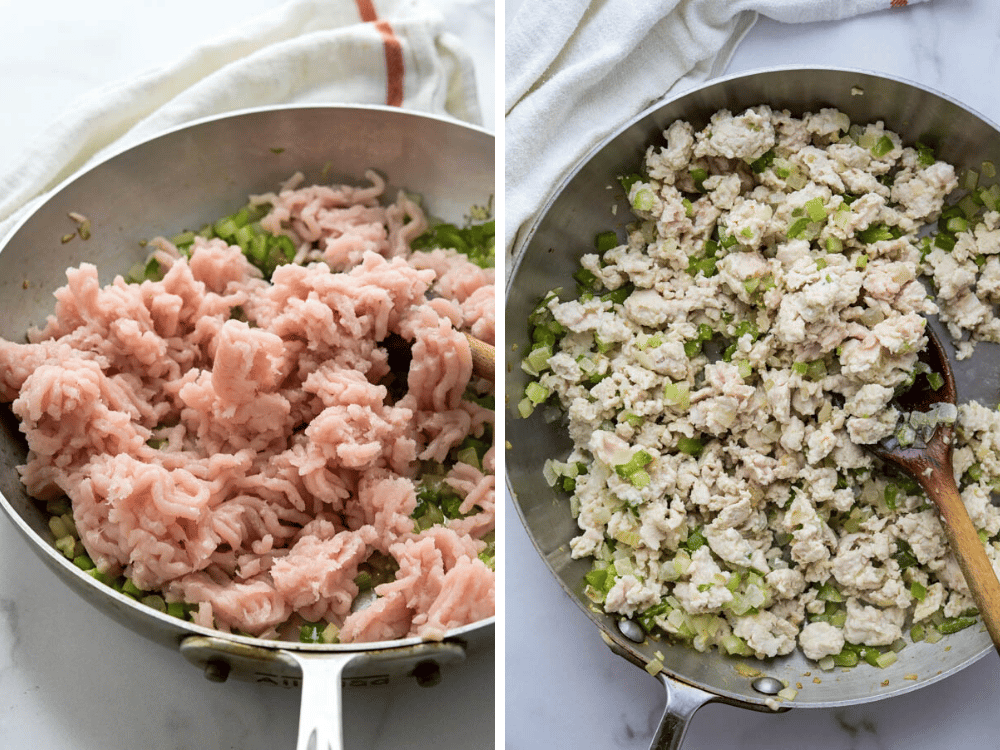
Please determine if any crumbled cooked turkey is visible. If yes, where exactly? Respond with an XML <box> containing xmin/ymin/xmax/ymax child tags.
<box><xmin>523</xmin><ymin>105</ymin><xmax>1000</xmax><ymax>666</ymax></box>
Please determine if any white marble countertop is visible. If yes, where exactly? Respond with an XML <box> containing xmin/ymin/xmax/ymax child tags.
<box><xmin>0</xmin><ymin>2</ymin><xmax>494</xmax><ymax>749</ymax></box>
<box><xmin>505</xmin><ymin>1</ymin><xmax>1000</xmax><ymax>749</ymax></box>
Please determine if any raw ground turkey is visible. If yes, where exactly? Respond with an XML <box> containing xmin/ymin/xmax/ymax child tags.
<box><xmin>0</xmin><ymin>171</ymin><xmax>495</xmax><ymax>643</ymax></box>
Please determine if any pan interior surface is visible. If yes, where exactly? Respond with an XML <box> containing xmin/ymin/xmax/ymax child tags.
<box><xmin>0</xmin><ymin>105</ymin><xmax>495</xmax><ymax>653</ymax></box>
<box><xmin>505</xmin><ymin>67</ymin><xmax>1000</xmax><ymax>709</ymax></box>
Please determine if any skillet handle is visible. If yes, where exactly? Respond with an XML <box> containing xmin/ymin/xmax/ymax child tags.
<box><xmin>180</xmin><ymin>635</ymin><xmax>468</xmax><ymax>749</ymax></box>
<box><xmin>648</xmin><ymin>673</ymin><xmax>716</xmax><ymax>750</ymax></box>
<box><xmin>599</xmin><ymin>631</ymin><xmax>715</xmax><ymax>750</ymax></box>
<box><xmin>286</xmin><ymin>651</ymin><xmax>366</xmax><ymax>750</ymax></box>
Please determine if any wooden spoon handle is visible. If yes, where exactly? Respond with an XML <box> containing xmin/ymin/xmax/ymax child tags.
<box><xmin>920</xmin><ymin>466</ymin><xmax>1000</xmax><ymax>655</ymax></box>
<box><xmin>464</xmin><ymin>333</ymin><xmax>494</xmax><ymax>382</ymax></box>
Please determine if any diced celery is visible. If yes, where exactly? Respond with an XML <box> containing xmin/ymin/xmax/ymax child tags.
<box><xmin>720</xmin><ymin>634</ymin><xmax>751</xmax><ymax>656</ymax></box>
<box><xmin>525</xmin><ymin>345</ymin><xmax>552</xmax><ymax>373</ymax></box>
<box><xmin>525</xmin><ymin>381</ymin><xmax>549</xmax><ymax>405</ymax></box>
<box><xmin>171</xmin><ymin>230</ymin><xmax>196</xmax><ymax>247</ymax></box>
<box><xmin>884</xmin><ymin>483</ymin><xmax>900</xmax><ymax>510</ymax></box>
<box><xmin>49</xmin><ymin>515</ymin><xmax>70</xmax><ymax>540</ymax></box>
<box><xmin>641</xmin><ymin>333</ymin><xmax>663</xmax><ymax>350</ymax></box>
<box><xmin>683</xmin><ymin>527</ymin><xmax>707</xmax><ymax>552</ymax></box>
<box><xmin>213</xmin><ymin>216</ymin><xmax>240</xmax><ymax>238</ymax></box>
<box><xmin>456</xmin><ymin>446</ymin><xmax>480</xmax><ymax>469</ymax></box>
<box><xmin>777</xmin><ymin>687</ymin><xmax>798</xmax><ymax>701</ymax></box>
<box><xmin>615</xmin><ymin>450</ymin><xmax>654</xmax><ymax>479</ymax></box>
<box><xmin>517</xmin><ymin>397</ymin><xmax>534</xmax><ymax>419</ymax></box>
<box><xmin>924</xmin><ymin>628</ymin><xmax>944</xmax><ymax>644</ymax></box>
<box><xmin>749</xmin><ymin>149</ymin><xmax>776</xmax><ymax>174</ymax></box>
<box><xmin>55</xmin><ymin>535</ymin><xmax>76</xmax><ymax>559</ymax></box>
<box><xmin>958</xmin><ymin>193</ymin><xmax>980</xmax><ymax>220</ymax></box>
<box><xmin>858</xmin><ymin>224</ymin><xmax>897</xmax><ymax>243</ymax></box>
<box><xmin>937</xmin><ymin>616</ymin><xmax>977</xmax><ymax>635</ymax></box>
<box><xmin>817</xmin><ymin>582</ymin><xmax>844</xmax><ymax>602</ymax></box>
<box><xmin>935</xmin><ymin>233</ymin><xmax>957</xmax><ymax>251</ymax></box>
<box><xmin>874</xmin><ymin>651</ymin><xmax>898</xmax><ymax>669</ymax></box>
<box><xmin>832</xmin><ymin>649</ymin><xmax>859</xmax><ymax>668</ymax></box>
<box><xmin>915</xmin><ymin>142</ymin><xmax>937</xmax><ymax>167</ymax></box>
<box><xmin>946</xmin><ymin>216</ymin><xmax>969</xmax><ymax>233</ymax></box>
<box><xmin>321</xmin><ymin>622</ymin><xmax>340</xmax><ymax>644</ymax></box>
<box><xmin>595</xmin><ymin>231</ymin><xmax>619</xmax><ymax>253</ymax></box>
<box><xmin>690</xmin><ymin>168</ymin><xmax>708</xmax><ymax>191</ymax></box>
<box><xmin>805</xmin><ymin>197</ymin><xmax>827</xmax><ymax>222</ymax></box>
<box><xmin>601</xmin><ymin>285</ymin><xmax>633</xmax><ymax>305</ymax></box>
<box><xmin>871</xmin><ymin>135</ymin><xmax>895</xmax><ymax>158</ymax></box>
<box><xmin>615</xmin><ymin>530</ymin><xmax>642</xmax><ymax>548</ymax></box>
<box><xmin>632</xmin><ymin>187</ymin><xmax>655</xmax><ymax>212</ymax></box>
<box><xmin>141</xmin><ymin>594</ymin><xmax>168</xmax><ymax>613</ymax></box>
<box><xmin>786</xmin><ymin>217</ymin><xmax>812</xmax><ymax>239</ymax></box>
<box><xmin>631</xmin><ymin>470</ymin><xmax>651</xmax><ymax>489</ymax></box>
<box><xmin>574</xmin><ymin>268</ymin><xmax>601</xmax><ymax>292</ymax></box>
<box><xmin>663</xmin><ymin>381</ymin><xmax>691</xmax><ymax>409</ymax></box>
<box><xmin>622</xmin><ymin>412</ymin><xmax>643</xmax><ymax>427</ymax></box>
<box><xmin>122</xmin><ymin>579</ymin><xmax>145</xmax><ymax>598</ymax></box>
<box><xmin>983</xmin><ymin>184</ymin><xmax>1000</xmax><ymax>211</ymax></box>
<box><xmin>719</xmin><ymin>232</ymin><xmax>738</xmax><ymax>249</ymax></box>
<box><xmin>677</xmin><ymin>437</ymin><xmax>704</xmax><ymax>456</ymax></box>
<box><xmin>619</xmin><ymin>173</ymin><xmax>643</xmax><ymax>194</ymax></box>
<box><xmin>730</xmin><ymin>320</ymin><xmax>758</xmax><ymax>343</ymax></box>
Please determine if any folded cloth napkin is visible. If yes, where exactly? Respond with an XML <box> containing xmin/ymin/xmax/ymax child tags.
<box><xmin>505</xmin><ymin>0</ymin><xmax>931</xmax><ymax>266</ymax></box>
<box><xmin>0</xmin><ymin>0</ymin><xmax>481</xmax><ymax>242</ymax></box>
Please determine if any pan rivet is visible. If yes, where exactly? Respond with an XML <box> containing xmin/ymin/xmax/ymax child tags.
<box><xmin>751</xmin><ymin>676</ymin><xmax>783</xmax><ymax>695</ymax></box>
<box><xmin>413</xmin><ymin>660</ymin><xmax>441</xmax><ymax>688</ymax></box>
<box><xmin>204</xmin><ymin>658</ymin><xmax>231</xmax><ymax>683</ymax></box>
<box><xmin>617</xmin><ymin>619</ymin><xmax>644</xmax><ymax>643</ymax></box>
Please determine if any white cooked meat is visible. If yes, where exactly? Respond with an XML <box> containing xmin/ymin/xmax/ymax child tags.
<box><xmin>522</xmin><ymin>105</ymin><xmax>1000</xmax><ymax>667</ymax></box>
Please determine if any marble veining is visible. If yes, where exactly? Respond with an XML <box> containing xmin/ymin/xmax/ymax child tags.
<box><xmin>0</xmin><ymin>597</ymin><xmax>20</xmax><ymax>666</ymax></box>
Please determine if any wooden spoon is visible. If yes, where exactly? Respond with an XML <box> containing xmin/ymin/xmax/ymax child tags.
<box><xmin>383</xmin><ymin>332</ymin><xmax>494</xmax><ymax>383</ymax></box>
<box><xmin>869</xmin><ymin>324</ymin><xmax>1000</xmax><ymax>654</ymax></box>
<box><xmin>464</xmin><ymin>332</ymin><xmax>495</xmax><ymax>382</ymax></box>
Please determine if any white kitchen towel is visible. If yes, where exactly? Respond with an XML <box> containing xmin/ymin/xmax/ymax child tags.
<box><xmin>0</xmin><ymin>0</ymin><xmax>480</xmax><ymax>242</ymax></box>
<box><xmin>506</xmin><ymin>0</ymin><xmax>931</xmax><ymax>263</ymax></box>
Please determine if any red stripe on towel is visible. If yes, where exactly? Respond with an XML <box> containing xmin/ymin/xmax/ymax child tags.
<box><xmin>890</xmin><ymin>0</ymin><xmax>908</xmax><ymax>6</ymax></box>
<box><xmin>355</xmin><ymin>0</ymin><xmax>405</xmax><ymax>107</ymax></box>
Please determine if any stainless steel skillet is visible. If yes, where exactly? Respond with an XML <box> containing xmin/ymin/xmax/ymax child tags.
<box><xmin>504</xmin><ymin>66</ymin><xmax>1000</xmax><ymax>749</ymax></box>
<box><xmin>0</xmin><ymin>104</ymin><xmax>495</xmax><ymax>750</ymax></box>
